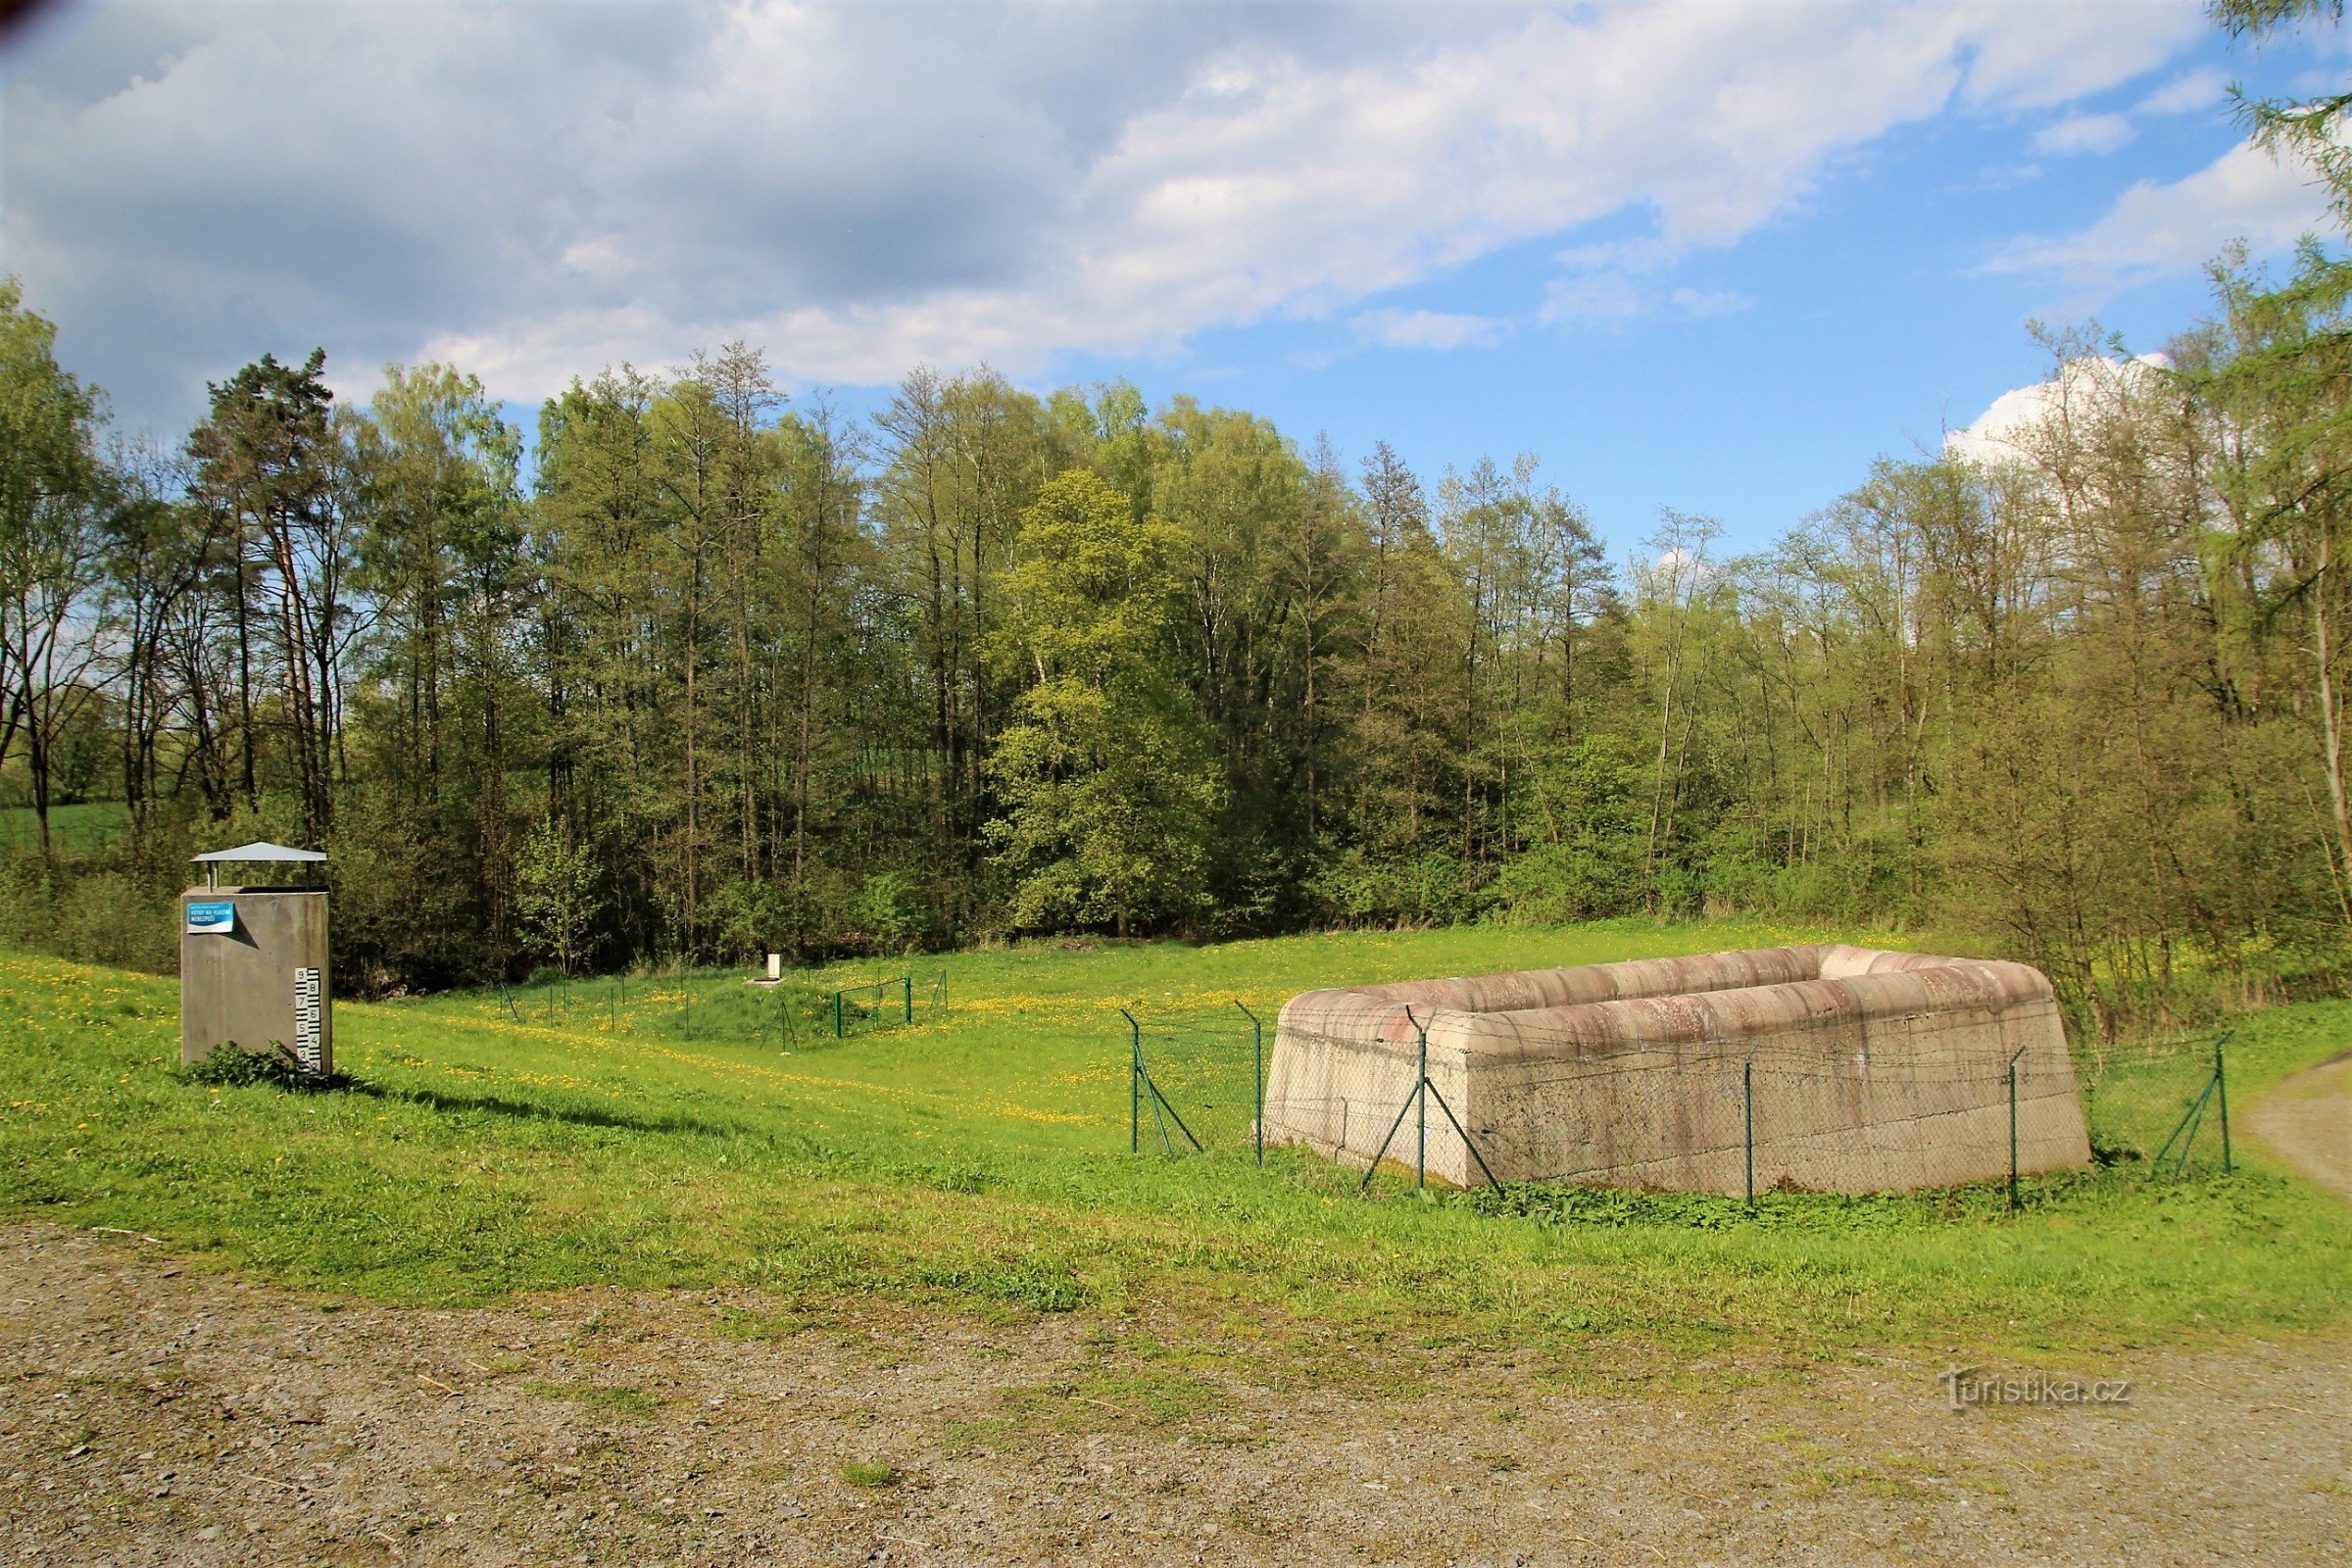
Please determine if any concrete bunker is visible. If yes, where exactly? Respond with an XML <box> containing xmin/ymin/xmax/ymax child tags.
<box><xmin>1260</xmin><ymin>945</ymin><xmax>2092</xmax><ymax>1194</ymax></box>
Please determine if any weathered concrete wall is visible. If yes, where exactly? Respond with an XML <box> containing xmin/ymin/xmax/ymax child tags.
<box><xmin>178</xmin><ymin>887</ymin><xmax>333</xmax><ymax>1077</ymax></box>
<box><xmin>1262</xmin><ymin>945</ymin><xmax>2091</xmax><ymax>1194</ymax></box>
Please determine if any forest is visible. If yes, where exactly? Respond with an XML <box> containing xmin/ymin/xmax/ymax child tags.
<box><xmin>8</xmin><ymin>0</ymin><xmax>2352</xmax><ymax>1036</ymax></box>
<box><xmin>5</xmin><ymin>259</ymin><xmax>2347</xmax><ymax>1039</ymax></box>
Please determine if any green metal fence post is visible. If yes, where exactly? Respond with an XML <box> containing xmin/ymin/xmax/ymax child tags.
<box><xmin>833</xmin><ymin>988</ymin><xmax>844</xmax><ymax>1040</ymax></box>
<box><xmin>1413</xmin><ymin>1008</ymin><xmax>1429</xmax><ymax>1193</ymax></box>
<box><xmin>904</xmin><ymin>974</ymin><xmax>913</xmax><ymax>1023</ymax></box>
<box><xmin>2007</xmin><ymin>1043</ymin><xmax>2028</xmax><ymax>1212</ymax></box>
<box><xmin>1742</xmin><ymin>1042</ymin><xmax>1759</xmax><ymax>1206</ymax></box>
<box><xmin>1237</xmin><ymin>1001</ymin><xmax>1263</xmax><ymax>1168</ymax></box>
<box><xmin>2215</xmin><ymin>1031</ymin><xmax>2233</xmax><ymax>1175</ymax></box>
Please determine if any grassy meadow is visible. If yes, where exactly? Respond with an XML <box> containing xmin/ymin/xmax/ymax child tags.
<box><xmin>0</xmin><ymin>800</ymin><xmax>130</xmax><ymax>854</ymax></box>
<box><xmin>2</xmin><ymin>917</ymin><xmax>2346</xmax><ymax>1376</ymax></box>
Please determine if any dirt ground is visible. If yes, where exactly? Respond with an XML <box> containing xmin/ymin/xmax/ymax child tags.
<box><xmin>2247</xmin><ymin>1052</ymin><xmax>2352</xmax><ymax>1202</ymax></box>
<box><xmin>1</xmin><ymin>1216</ymin><xmax>2346</xmax><ymax>1568</ymax></box>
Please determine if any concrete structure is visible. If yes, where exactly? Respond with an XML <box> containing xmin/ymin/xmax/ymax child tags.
<box><xmin>179</xmin><ymin>843</ymin><xmax>332</xmax><ymax>1077</ymax></box>
<box><xmin>1261</xmin><ymin>945</ymin><xmax>2091</xmax><ymax>1194</ymax></box>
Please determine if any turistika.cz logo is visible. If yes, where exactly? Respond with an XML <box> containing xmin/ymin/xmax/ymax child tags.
<box><xmin>1936</xmin><ymin>1366</ymin><xmax>2132</xmax><ymax>1412</ymax></box>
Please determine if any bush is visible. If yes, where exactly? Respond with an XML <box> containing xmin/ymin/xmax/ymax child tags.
<box><xmin>178</xmin><ymin>1041</ymin><xmax>328</xmax><ymax>1090</ymax></box>
<box><xmin>1307</xmin><ymin>848</ymin><xmax>1491</xmax><ymax>928</ymax></box>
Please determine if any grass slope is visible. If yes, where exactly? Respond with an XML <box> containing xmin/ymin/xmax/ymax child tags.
<box><xmin>0</xmin><ymin>800</ymin><xmax>130</xmax><ymax>854</ymax></box>
<box><xmin>2</xmin><ymin>919</ymin><xmax>2345</xmax><ymax>1370</ymax></box>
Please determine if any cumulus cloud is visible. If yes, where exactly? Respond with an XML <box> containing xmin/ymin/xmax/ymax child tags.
<box><xmin>1986</xmin><ymin>139</ymin><xmax>2331</xmax><ymax>289</ymax></box>
<box><xmin>1</xmin><ymin>0</ymin><xmax>2217</xmax><ymax>427</ymax></box>
<box><xmin>1945</xmin><ymin>352</ymin><xmax>2176</xmax><ymax>467</ymax></box>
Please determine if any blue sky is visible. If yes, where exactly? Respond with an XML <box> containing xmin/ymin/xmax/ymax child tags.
<box><xmin>3</xmin><ymin>1</ymin><xmax>2340</xmax><ymax>553</ymax></box>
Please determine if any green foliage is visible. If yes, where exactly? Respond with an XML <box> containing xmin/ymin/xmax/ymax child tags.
<box><xmin>849</xmin><ymin>870</ymin><xmax>932</xmax><ymax>954</ymax></box>
<box><xmin>1487</xmin><ymin>735</ymin><xmax>1649</xmax><ymax>923</ymax></box>
<box><xmin>0</xmin><ymin>277</ymin><xmax>111</xmax><ymax>860</ymax></box>
<box><xmin>0</xmin><ymin>823</ymin><xmax>179</xmax><ymax>974</ymax></box>
<box><xmin>178</xmin><ymin>1041</ymin><xmax>317</xmax><ymax>1089</ymax></box>
<box><xmin>0</xmin><ymin>802</ymin><xmax>128</xmax><ymax>854</ymax></box>
<box><xmin>987</xmin><ymin>469</ymin><xmax>1223</xmax><ymax>937</ymax></box>
<box><xmin>514</xmin><ymin>817</ymin><xmax>601</xmax><ymax>975</ymax></box>
<box><xmin>1308</xmin><ymin>848</ymin><xmax>1490</xmax><ymax>928</ymax></box>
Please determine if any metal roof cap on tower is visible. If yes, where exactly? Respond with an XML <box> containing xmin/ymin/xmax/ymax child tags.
<box><xmin>191</xmin><ymin>842</ymin><xmax>328</xmax><ymax>889</ymax></box>
<box><xmin>191</xmin><ymin>842</ymin><xmax>329</xmax><ymax>863</ymax></box>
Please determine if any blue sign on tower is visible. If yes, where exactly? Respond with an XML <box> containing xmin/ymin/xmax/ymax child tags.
<box><xmin>185</xmin><ymin>901</ymin><xmax>235</xmax><ymax>935</ymax></box>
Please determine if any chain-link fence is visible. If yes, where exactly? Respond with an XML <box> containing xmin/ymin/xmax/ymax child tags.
<box><xmin>485</xmin><ymin>966</ymin><xmax>948</xmax><ymax>1049</ymax></box>
<box><xmin>1119</xmin><ymin>1003</ymin><xmax>1266</xmax><ymax>1161</ymax></box>
<box><xmin>2076</xmin><ymin>1030</ymin><xmax>2234</xmax><ymax>1181</ymax></box>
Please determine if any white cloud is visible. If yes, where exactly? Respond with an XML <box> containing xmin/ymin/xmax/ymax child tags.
<box><xmin>1543</xmin><ymin>272</ymin><xmax>1648</xmax><ymax>325</ymax></box>
<box><xmin>1950</xmin><ymin>0</ymin><xmax>2206</xmax><ymax>110</ymax></box>
<box><xmin>1987</xmin><ymin>139</ymin><xmax>2330</xmax><ymax>289</ymax></box>
<box><xmin>2034</xmin><ymin>113</ymin><xmax>2137</xmax><ymax>156</ymax></box>
<box><xmin>2136</xmin><ymin>66</ymin><xmax>2230</xmax><ymax>116</ymax></box>
<box><xmin>1541</xmin><ymin>239</ymin><xmax>1751</xmax><ymax>325</ymax></box>
<box><xmin>1667</xmin><ymin>287</ymin><xmax>1752</xmax><ymax>318</ymax></box>
<box><xmin>1351</xmin><ymin>309</ymin><xmax>1507</xmax><ymax>350</ymax></box>
<box><xmin>0</xmin><ymin>0</ymin><xmax>2222</xmax><ymax>427</ymax></box>
<box><xmin>1946</xmin><ymin>352</ymin><xmax>2176</xmax><ymax>467</ymax></box>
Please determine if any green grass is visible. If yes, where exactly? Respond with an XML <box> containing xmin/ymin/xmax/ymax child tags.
<box><xmin>0</xmin><ymin>800</ymin><xmax>130</xmax><ymax>854</ymax></box>
<box><xmin>523</xmin><ymin>1380</ymin><xmax>660</xmax><ymax>1419</ymax></box>
<box><xmin>1</xmin><ymin>917</ymin><xmax>2346</xmax><ymax>1375</ymax></box>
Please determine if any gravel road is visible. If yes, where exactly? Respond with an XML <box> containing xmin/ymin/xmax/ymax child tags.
<box><xmin>2</xmin><ymin>1220</ymin><xmax>2346</xmax><ymax>1567</ymax></box>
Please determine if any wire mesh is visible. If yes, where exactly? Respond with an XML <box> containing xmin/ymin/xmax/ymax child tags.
<box><xmin>1256</xmin><ymin>989</ymin><xmax>2203</xmax><ymax>1199</ymax></box>
<box><xmin>1122</xmin><ymin>1007</ymin><xmax>1266</xmax><ymax>1157</ymax></box>
<box><xmin>2076</xmin><ymin>1031</ymin><xmax>2235</xmax><ymax>1180</ymax></box>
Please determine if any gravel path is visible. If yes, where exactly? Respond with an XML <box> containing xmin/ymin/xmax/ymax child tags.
<box><xmin>2</xmin><ymin>1222</ymin><xmax>2346</xmax><ymax>1567</ymax></box>
<box><xmin>2247</xmin><ymin>1052</ymin><xmax>2352</xmax><ymax>1202</ymax></box>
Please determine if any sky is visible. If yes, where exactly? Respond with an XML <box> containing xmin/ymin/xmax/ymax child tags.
<box><xmin>2</xmin><ymin>0</ymin><xmax>2344</xmax><ymax>552</ymax></box>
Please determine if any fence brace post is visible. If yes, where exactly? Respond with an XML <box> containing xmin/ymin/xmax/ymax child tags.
<box><xmin>1123</xmin><ymin>1007</ymin><xmax>1141</xmax><ymax>1154</ymax></box>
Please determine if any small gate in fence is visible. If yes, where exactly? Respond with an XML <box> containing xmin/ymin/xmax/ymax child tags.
<box><xmin>1119</xmin><ymin>1003</ymin><xmax>1266</xmax><ymax>1164</ymax></box>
